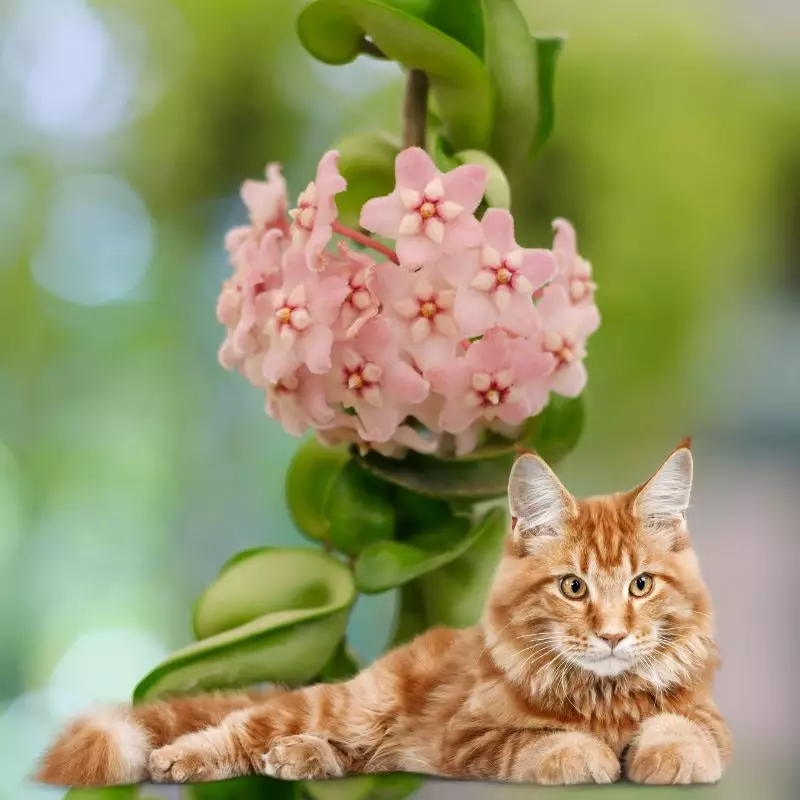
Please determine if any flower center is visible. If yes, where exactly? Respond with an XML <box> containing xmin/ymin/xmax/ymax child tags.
<box><xmin>544</xmin><ymin>332</ymin><xmax>576</xmax><ymax>366</ymax></box>
<box><xmin>276</xmin><ymin>306</ymin><xmax>292</xmax><ymax>324</ymax></box>
<box><xmin>496</xmin><ymin>266</ymin><xmax>512</xmax><ymax>285</ymax></box>
<box><xmin>420</xmin><ymin>300</ymin><xmax>438</xmax><ymax>319</ymax></box>
<box><xmin>419</xmin><ymin>201</ymin><xmax>437</xmax><ymax>220</ymax></box>
<box><xmin>348</xmin><ymin>373</ymin><xmax>364</xmax><ymax>390</ymax></box>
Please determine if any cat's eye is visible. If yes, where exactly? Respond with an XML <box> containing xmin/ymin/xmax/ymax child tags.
<box><xmin>560</xmin><ymin>575</ymin><xmax>588</xmax><ymax>600</ymax></box>
<box><xmin>630</xmin><ymin>573</ymin><xmax>654</xmax><ymax>597</ymax></box>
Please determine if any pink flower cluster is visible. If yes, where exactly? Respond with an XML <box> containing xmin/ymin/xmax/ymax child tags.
<box><xmin>217</xmin><ymin>148</ymin><xmax>599</xmax><ymax>457</ymax></box>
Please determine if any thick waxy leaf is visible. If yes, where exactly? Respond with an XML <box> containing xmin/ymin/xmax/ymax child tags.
<box><xmin>481</xmin><ymin>0</ymin><xmax>537</xmax><ymax>171</ymax></box>
<box><xmin>355</xmin><ymin>508</ymin><xmax>507</xmax><ymax>593</ymax></box>
<box><xmin>355</xmin><ymin>396</ymin><xmax>584</xmax><ymax>499</ymax></box>
<box><xmin>297</xmin><ymin>0</ymin><xmax>492</xmax><ymax>150</ymax></box>
<box><xmin>368</xmin><ymin>774</ymin><xmax>427</xmax><ymax>799</ymax></box>
<box><xmin>65</xmin><ymin>789</ymin><xmax>138</xmax><ymax>800</ymax></box>
<box><xmin>304</xmin><ymin>776</ymin><xmax>375</xmax><ymax>800</ymax></box>
<box><xmin>454</xmin><ymin>149</ymin><xmax>510</xmax><ymax>209</ymax></box>
<box><xmin>531</xmin><ymin>36</ymin><xmax>565</xmax><ymax>157</ymax></box>
<box><xmin>388</xmin><ymin>578</ymin><xmax>429</xmax><ymax>647</ymax></box>
<box><xmin>286</xmin><ymin>439</ymin><xmax>351</xmax><ymax>544</ymax></box>
<box><xmin>317</xmin><ymin>638</ymin><xmax>364</xmax><ymax>681</ymax></box>
<box><xmin>419</xmin><ymin>506</ymin><xmax>506</xmax><ymax>627</ymax></box>
<box><xmin>334</xmin><ymin>132</ymin><xmax>399</xmax><ymax>228</ymax></box>
<box><xmin>325</xmin><ymin>460</ymin><xmax>396</xmax><ymax>556</ymax></box>
<box><xmin>189</xmin><ymin>777</ymin><xmax>300</xmax><ymax>799</ymax></box>
<box><xmin>531</xmin><ymin>394</ymin><xmax>584</xmax><ymax>465</ymax></box>
<box><xmin>355</xmin><ymin>448</ymin><xmax>513</xmax><ymax>501</ymax></box>
<box><xmin>134</xmin><ymin>549</ymin><xmax>355</xmax><ymax>701</ymax></box>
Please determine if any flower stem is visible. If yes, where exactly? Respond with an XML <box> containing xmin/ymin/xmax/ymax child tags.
<box><xmin>402</xmin><ymin>69</ymin><xmax>429</xmax><ymax>150</ymax></box>
<box><xmin>332</xmin><ymin>222</ymin><xmax>400</xmax><ymax>265</ymax></box>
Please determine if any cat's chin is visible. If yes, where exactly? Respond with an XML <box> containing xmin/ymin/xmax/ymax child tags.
<box><xmin>575</xmin><ymin>655</ymin><xmax>632</xmax><ymax>678</ymax></box>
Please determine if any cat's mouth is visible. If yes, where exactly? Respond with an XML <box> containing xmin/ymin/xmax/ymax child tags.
<box><xmin>574</xmin><ymin>652</ymin><xmax>633</xmax><ymax>677</ymax></box>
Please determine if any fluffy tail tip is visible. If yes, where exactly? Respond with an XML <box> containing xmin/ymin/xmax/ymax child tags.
<box><xmin>35</xmin><ymin>710</ymin><xmax>150</xmax><ymax>787</ymax></box>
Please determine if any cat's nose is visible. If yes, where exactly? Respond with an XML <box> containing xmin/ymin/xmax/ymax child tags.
<box><xmin>598</xmin><ymin>632</ymin><xmax>627</xmax><ymax>649</ymax></box>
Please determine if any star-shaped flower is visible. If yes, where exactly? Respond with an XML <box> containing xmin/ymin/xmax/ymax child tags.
<box><xmin>440</xmin><ymin>208</ymin><xmax>555</xmax><ymax>337</ymax></box>
<box><xmin>360</xmin><ymin>147</ymin><xmax>486</xmax><ymax>268</ymax></box>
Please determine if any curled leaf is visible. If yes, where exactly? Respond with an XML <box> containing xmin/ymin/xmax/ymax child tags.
<box><xmin>481</xmin><ymin>0</ymin><xmax>537</xmax><ymax>171</ymax></box>
<box><xmin>325</xmin><ymin>460</ymin><xmax>396</xmax><ymax>557</ymax></box>
<box><xmin>419</xmin><ymin>506</ymin><xmax>507</xmax><ymax>628</ymax></box>
<box><xmin>355</xmin><ymin>508</ymin><xmax>505</xmax><ymax>594</ymax></box>
<box><xmin>286</xmin><ymin>439</ymin><xmax>350</xmax><ymax>544</ymax></box>
<box><xmin>135</xmin><ymin>549</ymin><xmax>355</xmax><ymax>701</ymax></box>
<box><xmin>531</xmin><ymin>36</ymin><xmax>565</xmax><ymax>158</ymax></box>
<box><xmin>297</xmin><ymin>0</ymin><xmax>492</xmax><ymax>151</ymax></box>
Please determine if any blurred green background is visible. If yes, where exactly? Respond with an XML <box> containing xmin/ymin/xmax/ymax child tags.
<box><xmin>0</xmin><ymin>0</ymin><xmax>798</xmax><ymax>797</ymax></box>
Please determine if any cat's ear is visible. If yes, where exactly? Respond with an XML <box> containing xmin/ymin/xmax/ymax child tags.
<box><xmin>508</xmin><ymin>454</ymin><xmax>574</xmax><ymax>546</ymax></box>
<box><xmin>634</xmin><ymin>439</ymin><xmax>693</xmax><ymax>530</ymax></box>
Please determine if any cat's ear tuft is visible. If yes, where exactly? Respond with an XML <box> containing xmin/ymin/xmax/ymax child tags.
<box><xmin>635</xmin><ymin>444</ymin><xmax>693</xmax><ymax>528</ymax></box>
<box><xmin>508</xmin><ymin>454</ymin><xmax>573</xmax><ymax>545</ymax></box>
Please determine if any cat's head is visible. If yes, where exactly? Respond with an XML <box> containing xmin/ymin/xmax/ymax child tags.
<box><xmin>485</xmin><ymin>441</ymin><xmax>715</xmax><ymax>692</ymax></box>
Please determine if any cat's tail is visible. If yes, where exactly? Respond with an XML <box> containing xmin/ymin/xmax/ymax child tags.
<box><xmin>35</xmin><ymin>689</ymin><xmax>276</xmax><ymax>787</ymax></box>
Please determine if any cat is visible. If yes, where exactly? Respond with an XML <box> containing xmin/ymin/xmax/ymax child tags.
<box><xmin>36</xmin><ymin>440</ymin><xmax>731</xmax><ymax>787</ymax></box>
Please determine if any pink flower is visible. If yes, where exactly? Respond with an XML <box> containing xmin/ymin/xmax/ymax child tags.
<box><xmin>440</xmin><ymin>208</ymin><xmax>555</xmax><ymax>337</ymax></box>
<box><xmin>328</xmin><ymin>319</ymin><xmax>429</xmax><ymax>443</ymax></box>
<box><xmin>317</xmin><ymin>416</ymin><xmax>440</xmax><ymax>457</ymax></box>
<box><xmin>326</xmin><ymin>244</ymin><xmax>381</xmax><ymax>340</ymax></box>
<box><xmin>242</xmin><ymin>164</ymin><xmax>288</xmax><ymax>232</ymax></box>
<box><xmin>289</xmin><ymin>151</ymin><xmax>346</xmax><ymax>270</ymax></box>
<box><xmin>537</xmin><ymin>284</ymin><xmax>600</xmax><ymax>397</ymax></box>
<box><xmin>360</xmin><ymin>147</ymin><xmax>485</xmax><ymax>268</ymax></box>
<box><xmin>429</xmin><ymin>329</ymin><xmax>554</xmax><ymax>433</ymax></box>
<box><xmin>262</xmin><ymin>251</ymin><xmax>350</xmax><ymax>382</ymax></box>
<box><xmin>377</xmin><ymin>264</ymin><xmax>458</xmax><ymax>371</ymax></box>
<box><xmin>225</xmin><ymin>165</ymin><xmax>289</xmax><ymax>266</ymax></box>
<box><xmin>265</xmin><ymin>368</ymin><xmax>335</xmax><ymax>436</ymax></box>
<box><xmin>551</xmin><ymin>218</ymin><xmax>597</xmax><ymax>305</ymax></box>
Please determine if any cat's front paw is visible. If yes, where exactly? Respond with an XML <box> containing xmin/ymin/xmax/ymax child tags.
<box><xmin>529</xmin><ymin>731</ymin><xmax>620</xmax><ymax>785</ymax></box>
<box><xmin>149</xmin><ymin>727</ymin><xmax>249</xmax><ymax>783</ymax></box>
<box><xmin>261</xmin><ymin>734</ymin><xmax>347</xmax><ymax>781</ymax></box>
<box><xmin>626</xmin><ymin>714</ymin><xmax>722</xmax><ymax>785</ymax></box>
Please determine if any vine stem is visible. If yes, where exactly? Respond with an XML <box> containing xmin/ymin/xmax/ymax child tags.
<box><xmin>332</xmin><ymin>221</ymin><xmax>400</xmax><ymax>264</ymax></box>
<box><xmin>402</xmin><ymin>69</ymin><xmax>429</xmax><ymax>150</ymax></box>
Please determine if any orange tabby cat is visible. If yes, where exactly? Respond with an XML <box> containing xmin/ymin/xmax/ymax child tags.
<box><xmin>37</xmin><ymin>441</ymin><xmax>731</xmax><ymax>787</ymax></box>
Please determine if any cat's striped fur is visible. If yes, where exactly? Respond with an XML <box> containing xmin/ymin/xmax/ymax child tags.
<box><xmin>37</xmin><ymin>442</ymin><xmax>731</xmax><ymax>786</ymax></box>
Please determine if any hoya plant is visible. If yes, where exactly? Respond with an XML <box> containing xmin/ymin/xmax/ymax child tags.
<box><xmin>85</xmin><ymin>2</ymin><xmax>598</xmax><ymax>798</ymax></box>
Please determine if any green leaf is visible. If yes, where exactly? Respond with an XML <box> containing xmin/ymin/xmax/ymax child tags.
<box><xmin>325</xmin><ymin>460</ymin><xmax>396</xmax><ymax>557</ymax></box>
<box><xmin>423</xmin><ymin>0</ymin><xmax>484</xmax><ymax>58</ymax></box>
<box><xmin>304</xmin><ymin>776</ymin><xmax>375</xmax><ymax>800</ymax></box>
<box><xmin>355</xmin><ymin>448</ymin><xmax>514</xmax><ymax>501</ymax></box>
<box><xmin>531</xmin><ymin>36</ymin><xmax>565</xmax><ymax>158</ymax></box>
<box><xmin>335</xmin><ymin>132</ymin><xmax>399</xmax><ymax>228</ymax></box>
<box><xmin>454</xmin><ymin>149</ymin><xmax>510</xmax><ymax>209</ymax></box>
<box><xmin>531</xmin><ymin>394</ymin><xmax>584</xmax><ymax>465</ymax></box>
<box><xmin>429</xmin><ymin>131</ymin><xmax>459</xmax><ymax>172</ymax></box>
<box><xmin>189</xmin><ymin>776</ymin><xmax>300</xmax><ymax>799</ymax></box>
<box><xmin>286</xmin><ymin>439</ymin><xmax>351</xmax><ymax>544</ymax></box>
<box><xmin>368</xmin><ymin>773</ymin><xmax>426</xmax><ymax>799</ymax></box>
<box><xmin>419</xmin><ymin>506</ymin><xmax>506</xmax><ymax>627</ymax></box>
<box><xmin>297</xmin><ymin>0</ymin><xmax>493</xmax><ymax>151</ymax></box>
<box><xmin>135</xmin><ymin>549</ymin><xmax>355</xmax><ymax>701</ymax></box>
<box><xmin>317</xmin><ymin>638</ymin><xmax>364</xmax><ymax>681</ymax></box>
<box><xmin>388</xmin><ymin>579</ymin><xmax>429</xmax><ymax>647</ymax></box>
<box><xmin>355</xmin><ymin>508</ymin><xmax>506</xmax><ymax>593</ymax></box>
<box><xmin>65</xmin><ymin>789</ymin><xmax>138</xmax><ymax>800</ymax></box>
<box><xmin>481</xmin><ymin>0</ymin><xmax>537</xmax><ymax>171</ymax></box>
<box><xmin>354</xmin><ymin>397</ymin><xmax>584</xmax><ymax>501</ymax></box>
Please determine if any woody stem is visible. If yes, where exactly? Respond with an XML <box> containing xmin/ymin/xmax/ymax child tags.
<box><xmin>332</xmin><ymin>222</ymin><xmax>400</xmax><ymax>265</ymax></box>
<box><xmin>402</xmin><ymin>69</ymin><xmax>429</xmax><ymax>149</ymax></box>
